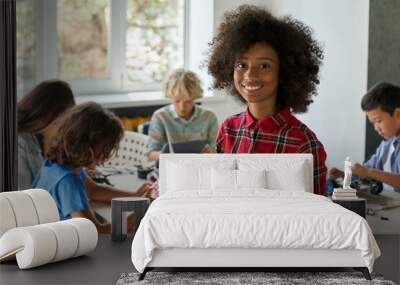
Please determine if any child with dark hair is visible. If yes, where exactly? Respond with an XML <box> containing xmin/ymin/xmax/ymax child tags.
<box><xmin>32</xmin><ymin>102</ymin><xmax>155</xmax><ymax>233</ymax></box>
<box><xmin>18</xmin><ymin>79</ymin><xmax>76</xmax><ymax>189</ymax></box>
<box><xmin>329</xmin><ymin>82</ymin><xmax>400</xmax><ymax>192</ymax></box>
<box><xmin>207</xmin><ymin>5</ymin><xmax>327</xmax><ymax>195</ymax></box>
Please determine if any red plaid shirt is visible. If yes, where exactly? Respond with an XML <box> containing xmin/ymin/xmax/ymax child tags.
<box><xmin>216</xmin><ymin>108</ymin><xmax>327</xmax><ymax>195</ymax></box>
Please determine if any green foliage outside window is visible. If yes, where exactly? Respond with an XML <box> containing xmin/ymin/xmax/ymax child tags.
<box><xmin>126</xmin><ymin>0</ymin><xmax>184</xmax><ymax>84</ymax></box>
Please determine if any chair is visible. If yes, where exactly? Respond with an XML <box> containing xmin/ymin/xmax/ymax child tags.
<box><xmin>103</xmin><ymin>131</ymin><xmax>150</xmax><ymax>167</ymax></box>
<box><xmin>0</xmin><ymin>189</ymin><xmax>98</xmax><ymax>269</ymax></box>
<box><xmin>137</xmin><ymin>121</ymin><xmax>151</xmax><ymax>135</ymax></box>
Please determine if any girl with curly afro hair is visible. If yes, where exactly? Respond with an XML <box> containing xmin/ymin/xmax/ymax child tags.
<box><xmin>208</xmin><ymin>5</ymin><xmax>327</xmax><ymax>195</ymax></box>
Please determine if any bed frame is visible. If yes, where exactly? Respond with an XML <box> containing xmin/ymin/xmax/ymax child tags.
<box><xmin>138</xmin><ymin>154</ymin><xmax>372</xmax><ymax>281</ymax></box>
<box><xmin>139</xmin><ymin>248</ymin><xmax>371</xmax><ymax>280</ymax></box>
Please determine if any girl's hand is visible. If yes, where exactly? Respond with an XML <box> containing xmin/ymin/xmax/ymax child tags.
<box><xmin>149</xmin><ymin>183</ymin><xmax>159</xmax><ymax>200</ymax></box>
<box><xmin>135</xmin><ymin>182</ymin><xmax>152</xmax><ymax>197</ymax></box>
<box><xmin>135</xmin><ymin>182</ymin><xmax>159</xmax><ymax>200</ymax></box>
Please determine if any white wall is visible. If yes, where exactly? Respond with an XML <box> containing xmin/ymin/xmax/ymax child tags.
<box><xmin>187</xmin><ymin>0</ymin><xmax>214</xmax><ymax>93</ymax></box>
<box><xmin>203</xmin><ymin>0</ymin><xmax>370</xmax><ymax>169</ymax></box>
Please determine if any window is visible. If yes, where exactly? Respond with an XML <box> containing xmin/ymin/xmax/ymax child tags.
<box><xmin>57</xmin><ymin>0</ymin><xmax>109</xmax><ymax>81</ymax></box>
<box><xmin>125</xmin><ymin>0</ymin><xmax>185</xmax><ymax>85</ymax></box>
<box><xmin>17</xmin><ymin>0</ymin><xmax>214</xmax><ymax>99</ymax></box>
<box><xmin>16</xmin><ymin>0</ymin><xmax>37</xmax><ymax>97</ymax></box>
<box><xmin>30</xmin><ymin>0</ymin><xmax>187</xmax><ymax>95</ymax></box>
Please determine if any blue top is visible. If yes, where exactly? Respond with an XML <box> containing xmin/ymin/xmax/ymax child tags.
<box><xmin>147</xmin><ymin>104</ymin><xmax>218</xmax><ymax>152</ymax></box>
<box><xmin>364</xmin><ymin>136</ymin><xmax>400</xmax><ymax>192</ymax></box>
<box><xmin>32</xmin><ymin>160</ymin><xmax>89</xmax><ymax>220</ymax></box>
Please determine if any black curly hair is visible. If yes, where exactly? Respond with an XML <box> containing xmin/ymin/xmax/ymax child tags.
<box><xmin>207</xmin><ymin>5</ymin><xmax>324</xmax><ymax>113</ymax></box>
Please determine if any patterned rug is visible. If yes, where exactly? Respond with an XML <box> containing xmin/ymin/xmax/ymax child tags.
<box><xmin>116</xmin><ymin>271</ymin><xmax>396</xmax><ymax>285</ymax></box>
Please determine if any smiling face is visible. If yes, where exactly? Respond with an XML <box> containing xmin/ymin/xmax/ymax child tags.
<box><xmin>367</xmin><ymin>107</ymin><xmax>400</xmax><ymax>139</ymax></box>
<box><xmin>233</xmin><ymin>43</ymin><xmax>280</xmax><ymax>110</ymax></box>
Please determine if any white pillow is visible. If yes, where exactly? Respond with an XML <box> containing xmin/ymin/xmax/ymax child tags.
<box><xmin>167</xmin><ymin>163</ymin><xmax>210</xmax><ymax>191</ymax></box>
<box><xmin>236</xmin><ymin>169</ymin><xmax>267</xmax><ymax>189</ymax></box>
<box><xmin>238</xmin><ymin>159</ymin><xmax>309</xmax><ymax>192</ymax></box>
<box><xmin>166</xmin><ymin>160</ymin><xmax>236</xmax><ymax>192</ymax></box>
<box><xmin>266</xmin><ymin>161</ymin><xmax>308</xmax><ymax>191</ymax></box>
<box><xmin>211</xmin><ymin>169</ymin><xmax>267</xmax><ymax>190</ymax></box>
<box><xmin>211</xmin><ymin>168</ymin><xmax>236</xmax><ymax>190</ymax></box>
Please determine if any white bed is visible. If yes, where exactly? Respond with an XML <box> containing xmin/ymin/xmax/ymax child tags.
<box><xmin>131</xmin><ymin>154</ymin><xmax>380</xmax><ymax>280</ymax></box>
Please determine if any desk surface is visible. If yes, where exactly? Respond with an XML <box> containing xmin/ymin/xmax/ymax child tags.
<box><xmin>0</xmin><ymin>234</ymin><xmax>134</xmax><ymax>285</ymax></box>
<box><xmin>90</xmin><ymin>171</ymin><xmax>147</xmax><ymax>221</ymax></box>
<box><xmin>361</xmin><ymin>189</ymin><xmax>400</xmax><ymax>235</ymax></box>
<box><xmin>101</xmin><ymin>167</ymin><xmax>146</xmax><ymax>191</ymax></box>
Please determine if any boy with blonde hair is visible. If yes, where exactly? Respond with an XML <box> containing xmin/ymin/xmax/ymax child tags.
<box><xmin>147</xmin><ymin>69</ymin><xmax>218</xmax><ymax>161</ymax></box>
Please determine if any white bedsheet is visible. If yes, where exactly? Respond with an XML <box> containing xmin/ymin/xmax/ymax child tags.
<box><xmin>131</xmin><ymin>190</ymin><xmax>380</xmax><ymax>273</ymax></box>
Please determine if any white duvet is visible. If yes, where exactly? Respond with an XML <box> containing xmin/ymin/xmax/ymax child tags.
<box><xmin>131</xmin><ymin>190</ymin><xmax>380</xmax><ymax>273</ymax></box>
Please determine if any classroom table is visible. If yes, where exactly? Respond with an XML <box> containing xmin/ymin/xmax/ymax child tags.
<box><xmin>89</xmin><ymin>166</ymin><xmax>147</xmax><ymax>221</ymax></box>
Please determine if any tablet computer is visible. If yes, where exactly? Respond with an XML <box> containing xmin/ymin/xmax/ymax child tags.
<box><xmin>160</xmin><ymin>139</ymin><xmax>208</xmax><ymax>154</ymax></box>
